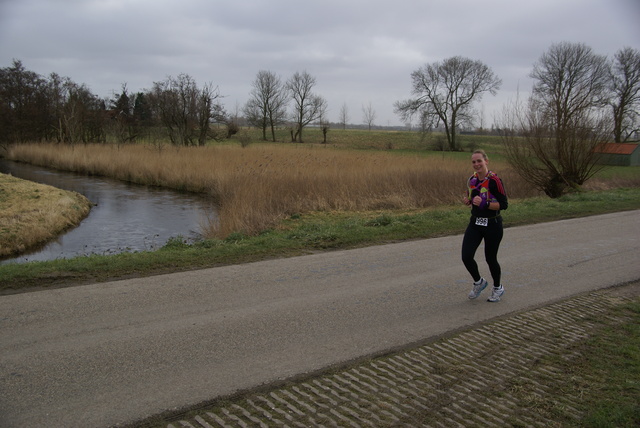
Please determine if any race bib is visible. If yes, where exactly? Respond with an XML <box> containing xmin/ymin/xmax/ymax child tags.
<box><xmin>475</xmin><ymin>217</ymin><xmax>488</xmax><ymax>227</ymax></box>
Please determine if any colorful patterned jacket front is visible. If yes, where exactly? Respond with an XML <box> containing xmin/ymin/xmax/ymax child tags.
<box><xmin>467</xmin><ymin>171</ymin><xmax>508</xmax><ymax>216</ymax></box>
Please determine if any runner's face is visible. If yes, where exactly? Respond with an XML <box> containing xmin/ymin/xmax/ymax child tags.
<box><xmin>471</xmin><ymin>153</ymin><xmax>488</xmax><ymax>175</ymax></box>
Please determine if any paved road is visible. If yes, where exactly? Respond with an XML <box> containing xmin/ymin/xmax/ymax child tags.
<box><xmin>1</xmin><ymin>210</ymin><xmax>639</xmax><ymax>428</ymax></box>
<box><xmin>160</xmin><ymin>284</ymin><xmax>640</xmax><ymax>428</ymax></box>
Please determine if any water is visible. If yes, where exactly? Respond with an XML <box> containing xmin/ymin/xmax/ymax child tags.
<box><xmin>0</xmin><ymin>159</ymin><xmax>215</xmax><ymax>264</ymax></box>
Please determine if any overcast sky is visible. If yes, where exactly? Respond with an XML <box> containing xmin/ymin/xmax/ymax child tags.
<box><xmin>1</xmin><ymin>0</ymin><xmax>639</xmax><ymax>127</ymax></box>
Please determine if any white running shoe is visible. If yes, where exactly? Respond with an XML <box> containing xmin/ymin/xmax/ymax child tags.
<box><xmin>487</xmin><ymin>285</ymin><xmax>505</xmax><ymax>302</ymax></box>
<box><xmin>468</xmin><ymin>278</ymin><xmax>488</xmax><ymax>299</ymax></box>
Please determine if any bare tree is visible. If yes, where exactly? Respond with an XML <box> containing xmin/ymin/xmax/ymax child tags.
<box><xmin>244</xmin><ymin>70</ymin><xmax>289</xmax><ymax>141</ymax></box>
<box><xmin>609</xmin><ymin>47</ymin><xmax>640</xmax><ymax>142</ymax></box>
<box><xmin>395</xmin><ymin>56</ymin><xmax>501</xmax><ymax>151</ymax></box>
<box><xmin>286</xmin><ymin>71</ymin><xmax>327</xmax><ymax>142</ymax></box>
<box><xmin>42</xmin><ymin>72</ymin><xmax>104</xmax><ymax>144</ymax></box>
<box><xmin>150</xmin><ymin>75</ymin><xmax>192</xmax><ymax>146</ymax></box>
<box><xmin>197</xmin><ymin>82</ymin><xmax>225</xmax><ymax>145</ymax></box>
<box><xmin>501</xmin><ymin>42</ymin><xmax>611</xmax><ymax>197</ymax></box>
<box><xmin>44</xmin><ymin>72</ymin><xmax>70</xmax><ymax>142</ymax></box>
<box><xmin>61</xmin><ymin>91</ymin><xmax>84</xmax><ymax>144</ymax></box>
<box><xmin>338</xmin><ymin>102</ymin><xmax>349</xmax><ymax>129</ymax></box>
<box><xmin>243</xmin><ymin>98</ymin><xmax>267</xmax><ymax>138</ymax></box>
<box><xmin>149</xmin><ymin>74</ymin><xmax>224</xmax><ymax>146</ymax></box>
<box><xmin>362</xmin><ymin>102</ymin><xmax>376</xmax><ymax>130</ymax></box>
<box><xmin>530</xmin><ymin>42</ymin><xmax>609</xmax><ymax>143</ymax></box>
<box><xmin>477</xmin><ymin>103</ymin><xmax>486</xmax><ymax>133</ymax></box>
<box><xmin>58</xmin><ymin>82</ymin><xmax>104</xmax><ymax>144</ymax></box>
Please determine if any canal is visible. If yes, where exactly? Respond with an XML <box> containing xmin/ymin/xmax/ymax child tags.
<box><xmin>0</xmin><ymin>159</ymin><xmax>214</xmax><ymax>264</ymax></box>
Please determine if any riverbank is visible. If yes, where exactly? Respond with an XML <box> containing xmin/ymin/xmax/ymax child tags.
<box><xmin>0</xmin><ymin>173</ymin><xmax>92</xmax><ymax>258</ymax></box>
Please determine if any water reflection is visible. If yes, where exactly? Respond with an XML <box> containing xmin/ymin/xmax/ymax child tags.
<box><xmin>0</xmin><ymin>159</ymin><xmax>215</xmax><ymax>264</ymax></box>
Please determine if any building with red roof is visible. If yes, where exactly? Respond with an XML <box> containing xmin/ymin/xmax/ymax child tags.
<box><xmin>594</xmin><ymin>143</ymin><xmax>640</xmax><ymax>166</ymax></box>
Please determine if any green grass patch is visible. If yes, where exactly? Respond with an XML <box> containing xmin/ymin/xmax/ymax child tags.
<box><xmin>559</xmin><ymin>300</ymin><xmax>640</xmax><ymax>427</ymax></box>
<box><xmin>1</xmin><ymin>187</ymin><xmax>639</xmax><ymax>293</ymax></box>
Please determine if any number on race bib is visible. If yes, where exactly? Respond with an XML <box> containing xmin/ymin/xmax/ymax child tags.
<box><xmin>475</xmin><ymin>217</ymin><xmax>488</xmax><ymax>227</ymax></box>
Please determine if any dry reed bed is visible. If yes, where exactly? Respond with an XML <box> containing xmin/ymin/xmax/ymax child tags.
<box><xmin>8</xmin><ymin>143</ymin><xmax>533</xmax><ymax>237</ymax></box>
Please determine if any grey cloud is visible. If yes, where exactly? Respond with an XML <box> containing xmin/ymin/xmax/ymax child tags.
<box><xmin>1</xmin><ymin>0</ymin><xmax>638</xmax><ymax>125</ymax></box>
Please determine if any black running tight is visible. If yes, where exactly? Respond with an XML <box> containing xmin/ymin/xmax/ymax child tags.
<box><xmin>461</xmin><ymin>219</ymin><xmax>503</xmax><ymax>286</ymax></box>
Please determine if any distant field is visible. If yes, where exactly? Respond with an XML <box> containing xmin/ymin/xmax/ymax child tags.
<box><xmin>229</xmin><ymin>126</ymin><xmax>505</xmax><ymax>153</ymax></box>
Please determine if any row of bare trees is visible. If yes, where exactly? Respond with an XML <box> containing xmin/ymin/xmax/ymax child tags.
<box><xmin>148</xmin><ymin>74</ymin><xmax>226</xmax><ymax>146</ymax></box>
<box><xmin>2</xmin><ymin>42</ymin><xmax>638</xmax><ymax>197</ymax></box>
<box><xmin>395</xmin><ymin>46</ymin><xmax>639</xmax><ymax>151</ymax></box>
<box><xmin>501</xmin><ymin>43</ymin><xmax>640</xmax><ymax>197</ymax></box>
<box><xmin>0</xmin><ymin>61</ymin><xmax>335</xmax><ymax>148</ymax></box>
<box><xmin>243</xmin><ymin>70</ymin><xmax>384</xmax><ymax>142</ymax></box>
<box><xmin>395</xmin><ymin>43</ymin><xmax>639</xmax><ymax>197</ymax></box>
<box><xmin>0</xmin><ymin>61</ymin><xmax>106</xmax><ymax>146</ymax></box>
<box><xmin>243</xmin><ymin>70</ymin><xmax>328</xmax><ymax>143</ymax></box>
<box><xmin>0</xmin><ymin>60</ymin><xmax>227</xmax><ymax>148</ymax></box>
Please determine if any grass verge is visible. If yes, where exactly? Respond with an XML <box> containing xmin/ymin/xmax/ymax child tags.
<box><xmin>542</xmin><ymin>299</ymin><xmax>640</xmax><ymax>427</ymax></box>
<box><xmin>580</xmin><ymin>302</ymin><xmax>640</xmax><ymax>427</ymax></box>
<box><xmin>1</xmin><ymin>187</ymin><xmax>638</xmax><ymax>294</ymax></box>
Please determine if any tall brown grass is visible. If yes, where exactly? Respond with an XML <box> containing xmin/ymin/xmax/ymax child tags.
<box><xmin>8</xmin><ymin>143</ymin><xmax>537</xmax><ymax>238</ymax></box>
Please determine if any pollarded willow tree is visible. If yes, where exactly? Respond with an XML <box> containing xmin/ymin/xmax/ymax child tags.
<box><xmin>394</xmin><ymin>56</ymin><xmax>501</xmax><ymax>151</ymax></box>
<box><xmin>501</xmin><ymin>42</ymin><xmax>611</xmax><ymax>198</ymax></box>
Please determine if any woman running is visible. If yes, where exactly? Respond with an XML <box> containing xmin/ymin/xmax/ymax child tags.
<box><xmin>462</xmin><ymin>149</ymin><xmax>508</xmax><ymax>302</ymax></box>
